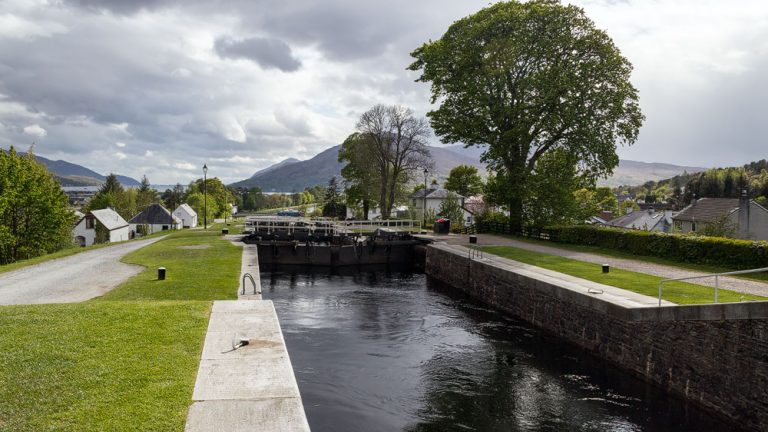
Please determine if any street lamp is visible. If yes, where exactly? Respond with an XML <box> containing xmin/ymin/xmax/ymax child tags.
<box><xmin>423</xmin><ymin>168</ymin><xmax>428</xmax><ymax>230</ymax></box>
<box><xmin>203</xmin><ymin>164</ymin><xmax>208</xmax><ymax>229</ymax></box>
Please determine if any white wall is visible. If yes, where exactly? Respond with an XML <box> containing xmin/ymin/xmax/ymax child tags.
<box><xmin>109</xmin><ymin>226</ymin><xmax>130</xmax><ymax>243</ymax></box>
<box><xmin>72</xmin><ymin>218</ymin><xmax>96</xmax><ymax>247</ymax></box>
<box><xmin>173</xmin><ymin>208</ymin><xmax>198</xmax><ymax>228</ymax></box>
<box><xmin>131</xmin><ymin>222</ymin><xmax>181</xmax><ymax>235</ymax></box>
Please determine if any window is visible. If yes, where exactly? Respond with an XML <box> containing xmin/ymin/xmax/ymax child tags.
<box><xmin>85</xmin><ymin>217</ymin><xmax>94</xmax><ymax>229</ymax></box>
<box><xmin>691</xmin><ymin>222</ymin><xmax>697</xmax><ymax>232</ymax></box>
<box><xmin>162</xmin><ymin>225</ymin><xmax>169</xmax><ymax>230</ymax></box>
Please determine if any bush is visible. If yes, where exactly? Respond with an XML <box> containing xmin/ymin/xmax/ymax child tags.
<box><xmin>543</xmin><ymin>225</ymin><xmax>768</xmax><ymax>270</ymax></box>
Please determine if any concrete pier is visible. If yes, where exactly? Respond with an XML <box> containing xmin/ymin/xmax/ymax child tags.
<box><xmin>186</xmin><ymin>239</ymin><xmax>309</xmax><ymax>431</ymax></box>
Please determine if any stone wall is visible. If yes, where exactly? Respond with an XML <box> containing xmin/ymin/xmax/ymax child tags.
<box><xmin>426</xmin><ymin>243</ymin><xmax>768</xmax><ymax>431</ymax></box>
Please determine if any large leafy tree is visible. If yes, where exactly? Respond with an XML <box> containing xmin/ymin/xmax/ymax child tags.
<box><xmin>444</xmin><ymin>165</ymin><xmax>484</xmax><ymax>197</ymax></box>
<box><xmin>0</xmin><ymin>147</ymin><xmax>74</xmax><ymax>263</ymax></box>
<box><xmin>338</xmin><ymin>132</ymin><xmax>380</xmax><ymax>219</ymax></box>
<box><xmin>87</xmin><ymin>173</ymin><xmax>136</xmax><ymax>219</ymax></box>
<box><xmin>352</xmin><ymin>104</ymin><xmax>433</xmax><ymax>219</ymax></box>
<box><xmin>410</xmin><ymin>0</ymin><xmax>644</xmax><ymax>231</ymax></box>
<box><xmin>187</xmin><ymin>177</ymin><xmax>233</xmax><ymax>222</ymax></box>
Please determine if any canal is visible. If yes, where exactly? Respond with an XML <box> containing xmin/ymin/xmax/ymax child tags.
<box><xmin>262</xmin><ymin>266</ymin><xmax>739</xmax><ymax>432</ymax></box>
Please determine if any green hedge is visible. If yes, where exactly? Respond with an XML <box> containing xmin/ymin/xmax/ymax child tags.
<box><xmin>544</xmin><ymin>225</ymin><xmax>768</xmax><ymax>270</ymax></box>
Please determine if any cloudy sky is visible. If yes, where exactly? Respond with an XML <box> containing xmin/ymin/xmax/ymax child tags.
<box><xmin>1</xmin><ymin>0</ymin><xmax>767</xmax><ymax>184</ymax></box>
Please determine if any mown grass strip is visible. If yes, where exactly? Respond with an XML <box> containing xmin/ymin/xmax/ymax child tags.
<box><xmin>97</xmin><ymin>227</ymin><xmax>241</xmax><ymax>301</ymax></box>
<box><xmin>498</xmin><ymin>234</ymin><xmax>768</xmax><ymax>283</ymax></box>
<box><xmin>481</xmin><ymin>245</ymin><xmax>767</xmax><ymax>305</ymax></box>
<box><xmin>0</xmin><ymin>301</ymin><xmax>210</xmax><ymax>432</ymax></box>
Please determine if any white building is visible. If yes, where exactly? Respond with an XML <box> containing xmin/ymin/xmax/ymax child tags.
<box><xmin>73</xmin><ymin>208</ymin><xmax>130</xmax><ymax>247</ymax></box>
<box><xmin>409</xmin><ymin>188</ymin><xmax>474</xmax><ymax>226</ymax></box>
<box><xmin>172</xmin><ymin>203</ymin><xmax>198</xmax><ymax>228</ymax></box>
<box><xmin>129</xmin><ymin>203</ymin><xmax>182</xmax><ymax>235</ymax></box>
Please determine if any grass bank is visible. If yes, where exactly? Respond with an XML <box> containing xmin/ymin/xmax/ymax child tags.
<box><xmin>0</xmin><ymin>226</ymin><xmax>243</xmax><ymax>431</ymax></box>
<box><xmin>98</xmin><ymin>228</ymin><xmax>240</xmax><ymax>301</ymax></box>
<box><xmin>481</xmin><ymin>245</ymin><xmax>767</xmax><ymax>305</ymax></box>
<box><xmin>502</xmin><ymin>234</ymin><xmax>768</xmax><ymax>283</ymax></box>
<box><xmin>0</xmin><ymin>301</ymin><xmax>210</xmax><ymax>431</ymax></box>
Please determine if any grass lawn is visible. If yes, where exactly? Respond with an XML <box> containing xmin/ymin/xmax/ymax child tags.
<box><xmin>97</xmin><ymin>228</ymin><xmax>241</xmax><ymax>301</ymax></box>
<box><xmin>0</xmin><ymin>301</ymin><xmax>210</xmax><ymax>432</ymax></box>
<box><xmin>0</xmin><ymin>224</ymin><xmax>244</xmax><ymax>431</ymax></box>
<box><xmin>481</xmin><ymin>245</ymin><xmax>767</xmax><ymax>305</ymax></box>
<box><xmin>501</xmin><ymin>234</ymin><xmax>768</xmax><ymax>283</ymax></box>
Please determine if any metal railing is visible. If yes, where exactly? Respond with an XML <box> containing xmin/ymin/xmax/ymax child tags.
<box><xmin>241</xmin><ymin>273</ymin><xmax>259</xmax><ymax>296</ymax></box>
<box><xmin>657</xmin><ymin>266</ymin><xmax>768</xmax><ymax>307</ymax></box>
<box><xmin>467</xmin><ymin>245</ymin><xmax>484</xmax><ymax>260</ymax></box>
<box><xmin>244</xmin><ymin>216</ymin><xmax>421</xmax><ymax>236</ymax></box>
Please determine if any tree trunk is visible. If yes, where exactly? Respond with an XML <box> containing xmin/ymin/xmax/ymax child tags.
<box><xmin>363</xmin><ymin>199</ymin><xmax>370</xmax><ymax>220</ymax></box>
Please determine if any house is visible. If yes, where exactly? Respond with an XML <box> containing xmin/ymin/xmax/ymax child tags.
<box><xmin>73</xmin><ymin>208</ymin><xmax>130</xmax><ymax>247</ymax></box>
<box><xmin>172</xmin><ymin>203</ymin><xmax>198</xmax><ymax>228</ymax></box>
<box><xmin>605</xmin><ymin>209</ymin><xmax>676</xmax><ymax>232</ymax></box>
<box><xmin>129</xmin><ymin>203</ymin><xmax>182</xmax><ymax>235</ymax></box>
<box><xmin>409</xmin><ymin>188</ymin><xmax>474</xmax><ymax>225</ymax></box>
<box><xmin>672</xmin><ymin>195</ymin><xmax>768</xmax><ymax>240</ymax></box>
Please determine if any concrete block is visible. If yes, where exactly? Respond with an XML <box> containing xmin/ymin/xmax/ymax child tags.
<box><xmin>192</xmin><ymin>357</ymin><xmax>300</xmax><ymax>401</ymax></box>
<box><xmin>185</xmin><ymin>399</ymin><xmax>310</xmax><ymax>432</ymax></box>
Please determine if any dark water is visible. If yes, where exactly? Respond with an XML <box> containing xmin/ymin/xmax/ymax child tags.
<box><xmin>262</xmin><ymin>266</ymin><xmax>740</xmax><ymax>432</ymax></box>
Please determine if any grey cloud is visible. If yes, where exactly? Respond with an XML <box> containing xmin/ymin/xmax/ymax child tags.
<box><xmin>62</xmin><ymin>0</ymin><xmax>176</xmax><ymax>15</ymax></box>
<box><xmin>214</xmin><ymin>36</ymin><xmax>301</xmax><ymax>72</ymax></box>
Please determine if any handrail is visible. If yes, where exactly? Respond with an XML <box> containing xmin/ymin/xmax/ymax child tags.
<box><xmin>467</xmin><ymin>245</ymin><xmax>484</xmax><ymax>260</ymax></box>
<box><xmin>657</xmin><ymin>266</ymin><xmax>768</xmax><ymax>307</ymax></box>
<box><xmin>241</xmin><ymin>273</ymin><xmax>258</xmax><ymax>296</ymax></box>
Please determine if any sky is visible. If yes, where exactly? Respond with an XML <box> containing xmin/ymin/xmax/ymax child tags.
<box><xmin>1</xmin><ymin>0</ymin><xmax>767</xmax><ymax>184</ymax></box>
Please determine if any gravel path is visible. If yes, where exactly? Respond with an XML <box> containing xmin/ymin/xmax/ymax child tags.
<box><xmin>440</xmin><ymin>234</ymin><xmax>768</xmax><ymax>297</ymax></box>
<box><xmin>0</xmin><ymin>237</ymin><xmax>165</xmax><ymax>305</ymax></box>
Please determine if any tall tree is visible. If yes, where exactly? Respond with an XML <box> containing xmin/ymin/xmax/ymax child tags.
<box><xmin>353</xmin><ymin>104</ymin><xmax>432</xmax><ymax>219</ymax></box>
<box><xmin>338</xmin><ymin>132</ymin><xmax>380</xmax><ymax>219</ymax></box>
<box><xmin>410</xmin><ymin>0</ymin><xmax>644</xmax><ymax>231</ymax></box>
<box><xmin>444</xmin><ymin>165</ymin><xmax>484</xmax><ymax>197</ymax></box>
<box><xmin>161</xmin><ymin>183</ymin><xmax>185</xmax><ymax>211</ymax></box>
<box><xmin>0</xmin><ymin>147</ymin><xmax>73</xmax><ymax>263</ymax></box>
<box><xmin>322</xmin><ymin>176</ymin><xmax>345</xmax><ymax>219</ymax></box>
<box><xmin>136</xmin><ymin>175</ymin><xmax>157</xmax><ymax>212</ymax></box>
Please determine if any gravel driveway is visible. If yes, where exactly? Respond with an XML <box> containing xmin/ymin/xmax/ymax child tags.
<box><xmin>0</xmin><ymin>237</ymin><xmax>165</xmax><ymax>305</ymax></box>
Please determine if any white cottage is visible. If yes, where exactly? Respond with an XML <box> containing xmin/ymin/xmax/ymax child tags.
<box><xmin>129</xmin><ymin>203</ymin><xmax>182</xmax><ymax>235</ymax></box>
<box><xmin>172</xmin><ymin>203</ymin><xmax>198</xmax><ymax>228</ymax></box>
<box><xmin>409</xmin><ymin>187</ymin><xmax>475</xmax><ymax>226</ymax></box>
<box><xmin>73</xmin><ymin>208</ymin><xmax>130</xmax><ymax>247</ymax></box>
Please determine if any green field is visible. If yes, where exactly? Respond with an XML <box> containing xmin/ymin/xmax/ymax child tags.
<box><xmin>0</xmin><ymin>225</ymin><xmax>241</xmax><ymax>431</ymax></box>
<box><xmin>481</xmin><ymin>245</ymin><xmax>767</xmax><ymax>305</ymax></box>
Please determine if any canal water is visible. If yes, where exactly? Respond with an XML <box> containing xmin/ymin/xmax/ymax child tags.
<box><xmin>262</xmin><ymin>266</ymin><xmax>739</xmax><ymax>432</ymax></box>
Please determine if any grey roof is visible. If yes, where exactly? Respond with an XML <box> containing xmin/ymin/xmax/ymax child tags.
<box><xmin>673</xmin><ymin>198</ymin><xmax>740</xmax><ymax>223</ymax></box>
<box><xmin>90</xmin><ymin>208</ymin><xmax>129</xmax><ymax>230</ymax></box>
<box><xmin>409</xmin><ymin>188</ymin><xmax>465</xmax><ymax>200</ymax></box>
<box><xmin>129</xmin><ymin>203</ymin><xmax>179</xmax><ymax>225</ymax></box>
<box><xmin>607</xmin><ymin>210</ymin><xmax>676</xmax><ymax>231</ymax></box>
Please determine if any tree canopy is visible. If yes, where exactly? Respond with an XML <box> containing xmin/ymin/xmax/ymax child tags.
<box><xmin>338</xmin><ymin>132</ymin><xmax>380</xmax><ymax>219</ymax></box>
<box><xmin>410</xmin><ymin>0</ymin><xmax>644</xmax><ymax>230</ymax></box>
<box><xmin>346</xmin><ymin>104</ymin><xmax>433</xmax><ymax>219</ymax></box>
<box><xmin>444</xmin><ymin>165</ymin><xmax>484</xmax><ymax>197</ymax></box>
<box><xmin>0</xmin><ymin>147</ymin><xmax>73</xmax><ymax>263</ymax></box>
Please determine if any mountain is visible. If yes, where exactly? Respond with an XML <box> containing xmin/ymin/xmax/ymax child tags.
<box><xmin>229</xmin><ymin>143</ymin><xmax>706</xmax><ymax>192</ymax></box>
<box><xmin>229</xmin><ymin>145</ymin><xmax>485</xmax><ymax>192</ymax></box>
<box><xmin>21</xmin><ymin>153</ymin><xmax>140</xmax><ymax>186</ymax></box>
<box><xmin>598</xmin><ymin>160</ymin><xmax>706</xmax><ymax>187</ymax></box>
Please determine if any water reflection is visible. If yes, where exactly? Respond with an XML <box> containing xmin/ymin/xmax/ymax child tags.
<box><xmin>263</xmin><ymin>266</ymin><xmax>741</xmax><ymax>432</ymax></box>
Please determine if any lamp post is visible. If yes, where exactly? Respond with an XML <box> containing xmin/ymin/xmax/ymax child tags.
<box><xmin>423</xmin><ymin>168</ymin><xmax>428</xmax><ymax>230</ymax></box>
<box><xmin>203</xmin><ymin>164</ymin><xmax>208</xmax><ymax>229</ymax></box>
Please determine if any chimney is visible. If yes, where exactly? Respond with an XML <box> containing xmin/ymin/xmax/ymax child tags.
<box><xmin>738</xmin><ymin>189</ymin><xmax>750</xmax><ymax>239</ymax></box>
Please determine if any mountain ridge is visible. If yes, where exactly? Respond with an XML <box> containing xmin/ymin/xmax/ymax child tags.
<box><xmin>16</xmin><ymin>152</ymin><xmax>140</xmax><ymax>186</ymax></box>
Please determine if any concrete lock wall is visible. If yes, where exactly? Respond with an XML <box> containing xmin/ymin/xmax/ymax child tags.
<box><xmin>425</xmin><ymin>243</ymin><xmax>768</xmax><ymax>432</ymax></box>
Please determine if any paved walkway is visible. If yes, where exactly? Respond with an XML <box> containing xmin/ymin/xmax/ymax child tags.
<box><xmin>434</xmin><ymin>233</ymin><xmax>768</xmax><ymax>297</ymax></box>
<box><xmin>0</xmin><ymin>236</ymin><xmax>165</xmax><ymax>305</ymax></box>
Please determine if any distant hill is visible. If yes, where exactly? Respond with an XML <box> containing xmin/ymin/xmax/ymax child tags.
<box><xmin>229</xmin><ymin>145</ymin><xmax>485</xmax><ymax>192</ymax></box>
<box><xmin>229</xmin><ymin>143</ymin><xmax>706</xmax><ymax>191</ymax></box>
<box><xmin>20</xmin><ymin>152</ymin><xmax>140</xmax><ymax>186</ymax></box>
<box><xmin>598</xmin><ymin>160</ymin><xmax>706</xmax><ymax>187</ymax></box>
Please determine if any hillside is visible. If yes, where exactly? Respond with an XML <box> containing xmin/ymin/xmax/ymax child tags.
<box><xmin>230</xmin><ymin>143</ymin><xmax>707</xmax><ymax>192</ymax></box>
<box><xmin>21</xmin><ymin>153</ymin><xmax>140</xmax><ymax>186</ymax></box>
<box><xmin>229</xmin><ymin>145</ymin><xmax>485</xmax><ymax>192</ymax></box>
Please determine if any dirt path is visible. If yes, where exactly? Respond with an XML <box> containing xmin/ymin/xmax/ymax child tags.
<box><xmin>0</xmin><ymin>237</ymin><xmax>165</xmax><ymax>305</ymax></box>
<box><xmin>438</xmin><ymin>233</ymin><xmax>768</xmax><ymax>297</ymax></box>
